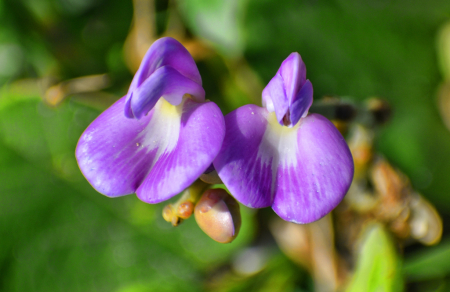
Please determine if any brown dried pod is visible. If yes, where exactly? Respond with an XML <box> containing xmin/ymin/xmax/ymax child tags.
<box><xmin>408</xmin><ymin>193</ymin><xmax>442</xmax><ymax>245</ymax></box>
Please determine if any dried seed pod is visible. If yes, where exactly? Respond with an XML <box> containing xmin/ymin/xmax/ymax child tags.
<box><xmin>195</xmin><ymin>188</ymin><xmax>241</xmax><ymax>243</ymax></box>
<box><xmin>370</xmin><ymin>157</ymin><xmax>411</xmax><ymax>221</ymax></box>
<box><xmin>408</xmin><ymin>193</ymin><xmax>443</xmax><ymax>245</ymax></box>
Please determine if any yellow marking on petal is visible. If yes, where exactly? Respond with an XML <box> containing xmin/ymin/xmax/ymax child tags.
<box><xmin>262</xmin><ymin>112</ymin><xmax>301</xmax><ymax>167</ymax></box>
<box><xmin>158</xmin><ymin>97</ymin><xmax>183</xmax><ymax>117</ymax></box>
<box><xmin>137</xmin><ymin>98</ymin><xmax>185</xmax><ymax>168</ymax></box>
<box><xmin>266</xmin><ymin>111</ymin><xmax>300</xmax><ymax>135</ymax></box>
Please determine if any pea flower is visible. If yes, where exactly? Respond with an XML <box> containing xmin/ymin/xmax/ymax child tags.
<box><xmin>213</xmin><ymin>53</ymin><xmax>354</xmax><ymax>224</ymax></box>
<box><xmin>76</xmin><ymin>37</ymin><xmax>225</xmax><ymax>203</ymax></box>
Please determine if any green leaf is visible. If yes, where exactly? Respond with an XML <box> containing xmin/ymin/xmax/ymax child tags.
<box><xmin>176</xmin><ymin>0</ymin><xmax>247</xmax><ymax>57</ymax></box>
<box><xmin>208</xmin><ymin>253</ymin><xmax>307</xmax><ymax>292</ymax></box>
<box><xmin>437</xmin><ymin>21</ymin><xmax>450</xmax><ymax>81</ymax></box>
<box><xmin>404</xmin><ymin>239</ymin><xmax>450</xmax><ymax>281</ymax></box>
<box><xmin>345</xmin><ymin>224</ymin><xmax>403</xmax><ymax>292</ymax></box>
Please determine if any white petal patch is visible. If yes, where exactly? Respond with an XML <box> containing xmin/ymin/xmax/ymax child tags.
<box><xmin>257</xmin><ymin>112</ymin><xmax>300</xmax><ymax>195</ymax></box>
<box><xmin>105</xmin><ymin>98</ymin><xmax>182</xmax><ymax>178</ymax></box>
<box><xmin>139</xmin><ymin>98</ymin><xmax>182</xmax><ymax>165</ymax></box>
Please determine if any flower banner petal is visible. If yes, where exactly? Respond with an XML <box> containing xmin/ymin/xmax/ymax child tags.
<box><xmin>76</xmin><ymin>96</ymin><xmax>224</xmax><ymax>201</ymax></box>
<box><xmin>128</xmin><ymin>66</ymin><xmax>205</xmax><ymax>119</ymax></box>
<box><xmin>136</xmin><ymin>99</ymin><xmax>225</xmax><ymax>203</ymax></box>
<box><xmin>272</xmin><ymin>113</ymin><xmax>354</xmax><ymax>224</ymax></box>
<box><xmin>76</xmin><ymin>96</ymin><xmax>156</xmax><ymax>197</ymax></box>
<box><xmin>214</xmin><ymin>105</ymin><xmax>275</xmax><ymax>208</ymax></box>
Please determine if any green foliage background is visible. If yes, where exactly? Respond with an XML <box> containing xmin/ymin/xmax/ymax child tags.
<box><xmin>1</xmin><ymin>0</ymin><xmax>450</xmax><ymax>291</ymax></box>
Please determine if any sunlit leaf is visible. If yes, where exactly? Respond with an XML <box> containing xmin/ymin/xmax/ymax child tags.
<box><xmin>345</xmin><ymin>224</ymin><xmax>403</xmax><ymax>292</ymax></box>
<box><xmin>404</xmin><ymin>239</ymin><xmax>450</xmax><ymax>281</ymax></box>
<box><xmin>176</xmin><ymin>0</ymin><xmax>247</xmax><ymax>57</ymax></box>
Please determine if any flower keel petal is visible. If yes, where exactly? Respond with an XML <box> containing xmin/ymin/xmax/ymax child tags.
<box><xmin>128</xmin><ymin>37</ymin><xmax>202</xmax><ymax>94</ymax></box>
<box><xmin>262</xmin><ymin>74</ymin><xmax>289</xmax><ymax>125</ymax></box>
<box><xmin>289</xmin><ymin>79</ymin><xmax>313</xmax><ymax>126</ymax></box>
<box><xmin>279</xmin><ymin>52</ymin><xmax>306</xmax><ymax>105</ymax></box>
<box><xmin>128</xmin><ymin>66</ymin><xmax>205</xmax><ymax>119</ymax></box>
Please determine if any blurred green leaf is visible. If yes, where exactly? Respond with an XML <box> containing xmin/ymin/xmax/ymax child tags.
<box><xmin>208</xmin><ymin>253</ymin><xmax>307</xmax><ymax>292</ymax></box>
<box><xmin>404</xmin><ymin>239</ymin><xmax>450</xmax><ymax>281</ymax></box>
<box><xmin>176</xmin><ymin>0</ymin><xmax>247</xmax><ymax>57</ymax></box>
<box><xmin>345</xmin><ymin>224</ymin><xmax>403</xmax><ymax>292</ymax></box>
<box><xmin>437</xmin><ymin>21</ymin><xmax>450</xmax><ymax>81</ymax></box>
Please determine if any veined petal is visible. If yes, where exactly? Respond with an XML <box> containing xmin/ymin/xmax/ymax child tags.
<box><xmin>214</xmin><ymin>109</ymin><xmax>353</xmax><ymax>223</ymax></box>
<box><xmin>214</xmin><ymin>105</ymin><xmax>274</xmax><ymax>208</ymax></box>
<box><xmin>128</xmin><ymin>66</ymin><xmax>205</xmax><ymax>119</ymax></box>
<box><xmin>135</xmin><ymin>98</ymin><xmax>225</xmax><ymax>203</ymax></box>
<box><xmin>272</xmin><ymin>113</ymin><xmax>354</xmax><ymax>224</ymax></box>
<box><xmin>262</xmin><ymin>73</ymin><xmax>289</xmax><ymax>125</ymax></box>
<box><xmin>289</xmin><ymin>79</ymin><xmax>313</xmax><ymax>126</ymax></box>
<box><xmin>76</xmin><ymin>96</ymin><xmax>225</xmax><ymax>201</ymax></box>
<box><xmin>76</xmin><ymin>96</ymin><xmax>155</xmax><ymax>197</ymax></box>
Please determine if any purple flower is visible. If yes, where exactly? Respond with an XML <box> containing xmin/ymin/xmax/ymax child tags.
<box><xmin>213</xmin><ymin>53</ymin><xmax>354</xmax><ymax>224</ymax></box>
<box><xmin>76</xmin><ymin>37</ymin><xmax>225</xmax><ymax>203</ymax></box>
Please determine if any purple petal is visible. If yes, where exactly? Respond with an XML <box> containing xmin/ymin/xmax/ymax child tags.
<box><xmin>124</xmin><ymin>96</ymin><xmax>134</xmax><ymax>118</ymax></box>
<box><xmin>272</xmin><ymin>113</ymin><xmax>354</xmax><ymax>224</ymax></box>
<box><xmin>289</xmin><ymin>79</ymin><xmax>313</xmax><ymax>126</ymax></box>
<box><xmin>128</xmin><ymin>37</ymin><xmax>202</xmax><ymax>93</ymax></box>
<box><xmin>279</xmin><ymin>52</ymin><xmax>306</xmax><ymax>105</ymax></box>
<box><xmin>76</xmin><ymin>96</ymin><xmax>225</xmax><ymax>202</ymax></box>
<box><xmin>262</xmin><ymin>73</ymin><xmax>289</xmax><ymax>125</ymax></box>
<box><xmin>262</xmin><ymin>53</ymin><xmax>309</xmax><ymax>126</ymax></box>
<box><xmin>76</xmin><ymin>96</ymin><xmax>155</xmax><ymax>197</ymax></box>
<box><xmin>128</xmin><ymin>66</ymin><xmax>205</xmax><ymax>119</ymax></box>
<box><xmin>213</xmin><ymin>105</ymin><xmax>275</xmax><ymax>208</ymax></box>
<box><xmin>125</xmin><ymin>37</ymin><xmax>203</xmax><ymax>118</ymax></box>
<box><xmin>214</xmin><ymin>108</ymin><xmax>353</xmax><ymax>223</ymax></box>
<box><xmin>136</xmin><ymin>99</ymin><xmax>225</xmax><ymax>203</ymax></box>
